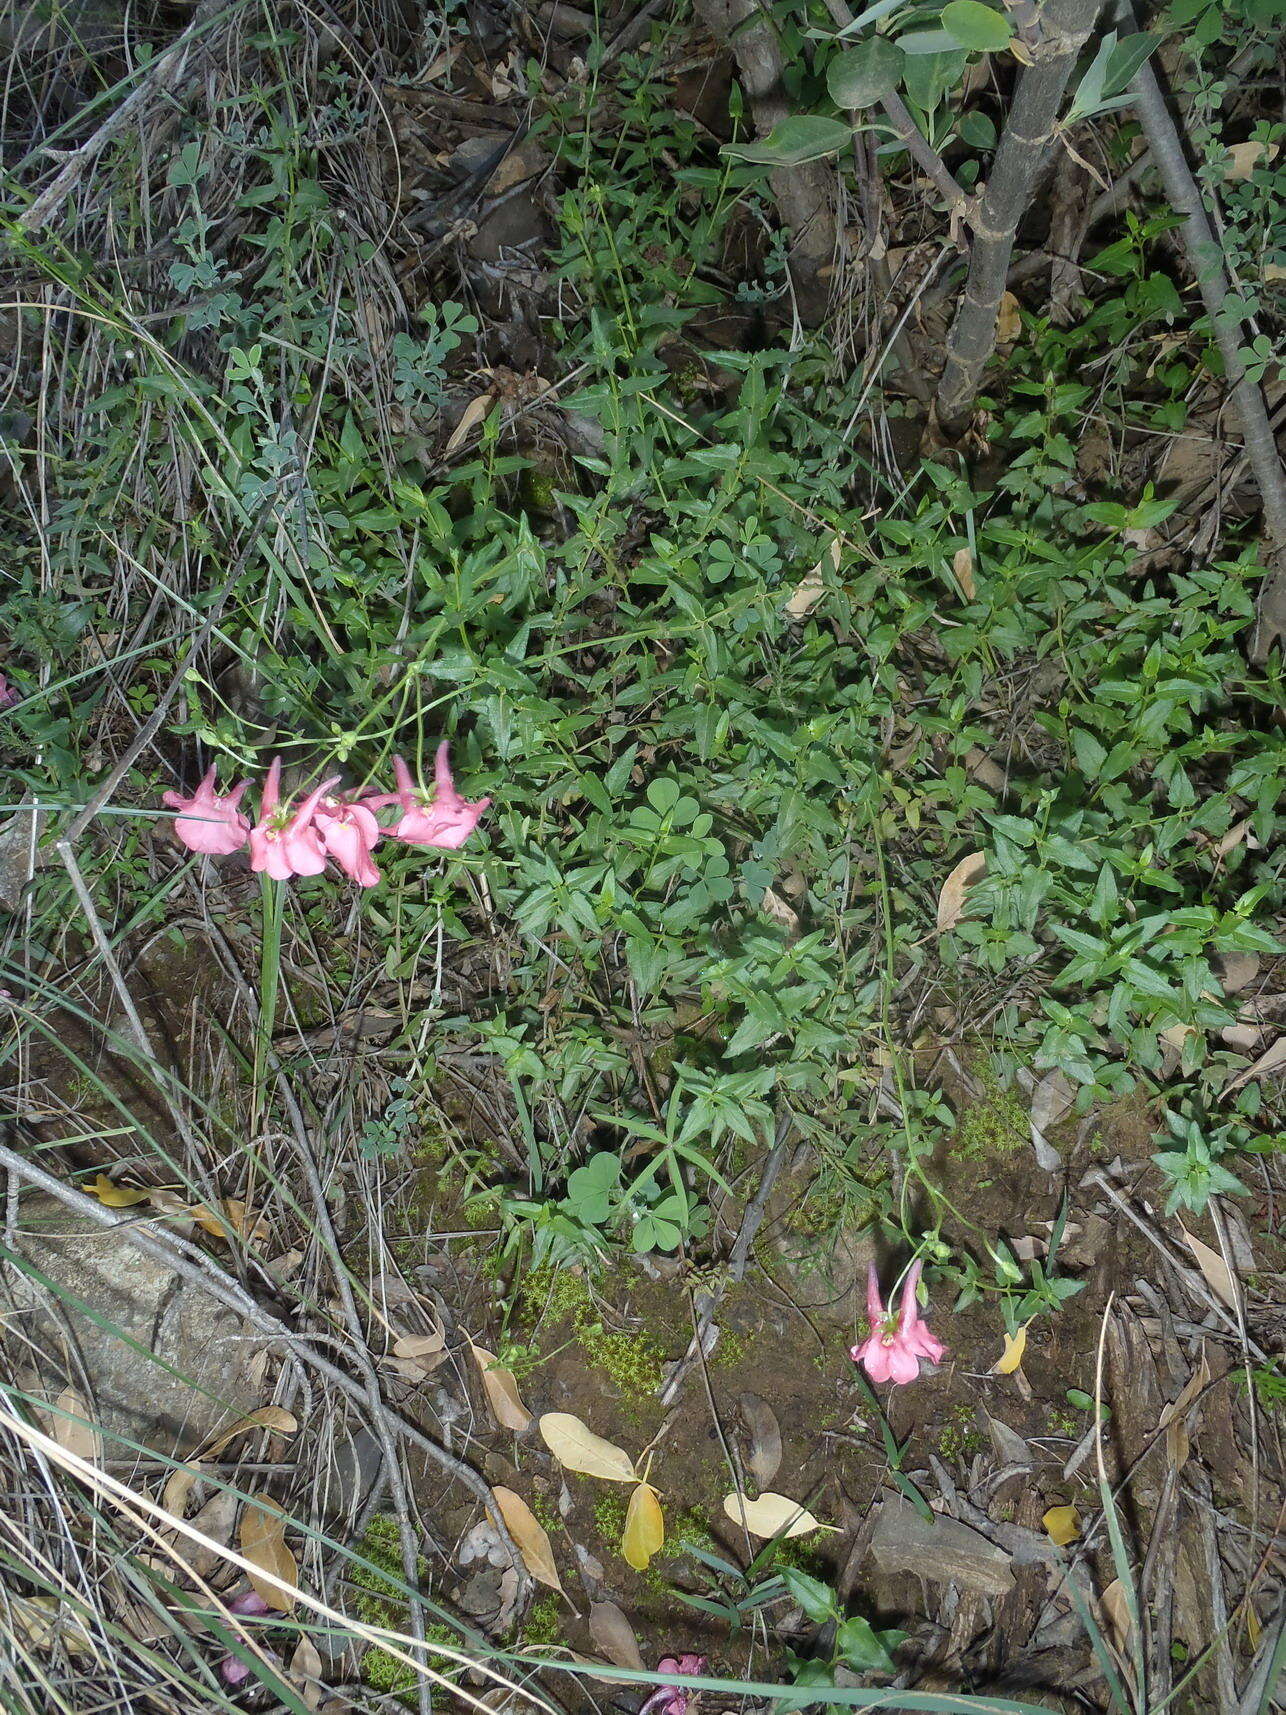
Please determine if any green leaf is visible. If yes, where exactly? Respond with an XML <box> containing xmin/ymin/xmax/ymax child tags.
<box><xmin>724</xmin><ymin>116</ymin><xmax>854</xmax><ymax>167</ymax></box>
<box><xmin>827</xmin><ymin>37</ymin><xmax>906</xmax><ymax>109</ymax></box>
<box><xmin>956</xmin><ymin>109</ymin><xmax>997</xmax><ymax>148</ymax></box>
<box><xmin>900</xmin><ymin>47</ymin><xmax>967</xmax><ymax>109</ymax></box>
<box><xmin>940</xmin><ymin>0</ymin><xmax>1013</xmax><ymax>51</ymax></box>
<box><xmin>781</xmin><ymin>1566</ymin><xmax>837</xmax><ymax>1624</ymax></box>
<box><xmin>835</xmin><ymin>1614</ymin><xmax>899</xmax><ymax>1673</ymax></box>
<box><xmin>1105</xmin><ymin>32</ymin><xmax>1159</xmax><ymax>95</ymax></box>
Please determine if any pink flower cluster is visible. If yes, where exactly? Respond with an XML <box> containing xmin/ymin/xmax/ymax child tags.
<box><xmin>850</xmin><ymin>1260</ymin><xmax>946</xmax><ymax>1386</ymax></box>
<box><xmin>639</xmin><ymin>1655</ymin><xmax>707</xmax><ymax>1715</ymax></box>
<box><xmin>162</xmin><ymin>742</ymin><xmax>489</xmax><ymax>887</ymax></box>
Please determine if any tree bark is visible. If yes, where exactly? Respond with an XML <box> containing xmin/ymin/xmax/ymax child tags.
<box><xmin>936</xmin><ymin>0</ymin><xmax>1104</xmax><ymax>427</ymax></box>
<box><xmin>693</xmin><ymin>0</ymin><xmax>837</xmax><ymax>325</ymax></box>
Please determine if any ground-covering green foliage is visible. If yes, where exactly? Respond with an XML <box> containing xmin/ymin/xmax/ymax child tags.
<box><xmin>2</xmin><ymin>3</ymin><xmax>1284</xmax><ymax>1713</ymax></box>
<box><xmin>2</xmin><ymin>2</ymin><xmax>1281</xmax><ymax>1291</ymax></box>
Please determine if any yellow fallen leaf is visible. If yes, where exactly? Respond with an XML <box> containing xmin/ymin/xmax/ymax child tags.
<box><xmin>239</xmin><ymin>1496</ymin><xmax>297</xmax><ymax>1613</ymax></box>
<box><xmin>539</xmin><ymin>1412</ymin><xmax>636</xmax><ymax>1482</ymax></box>
<box><xmin>1042</xmin><ymin>1503</ymin><xmax>1081</xmax><ymax>1546</ymax></box>
<box><xmin>470</xmin><ymin>1344</ymin><xmax>532</xmax><ymax>1433</ymax></box>
<box><xmin>721</xmin><ymin>1491</ymin><xmax>832</xmax><ymax>1540</ymax></box>
<box><xmin>936</xmin><ymin>851</ymin><xmax>987</xmax><ymax>933</ymax></box>
<box><xmin>89</xmin><ymin>1173</ymin><xmax>150</xmax><ymax>1207</ymax></box>
<box><xmin>621</xmin><ymin>1482</ymin><xmax>665</xmax><ymax>1572</ymax></box>
<box><xmin>993</xmin><ymin>1323</ymin><xmax>1029</xmax><ymax>1375</ymax></box>
<box><xmin>192</xmin><ymin>1199</ymin><xmax>257</xmax><ymax>1243</ymax></box>
<box><xmin>492</xmin><ymin>1486</ymin><xmax>564</xmax><ymax>1592</ymax></box>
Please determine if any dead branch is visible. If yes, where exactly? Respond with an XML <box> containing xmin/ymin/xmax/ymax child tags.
<box><xmin>1125</xmin><ymin>48</ymin><xmax>1286</xmax><ymax>660</ymax></box>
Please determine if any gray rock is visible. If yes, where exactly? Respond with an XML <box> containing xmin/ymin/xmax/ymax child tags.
<box><xmin>3</xmin><ymin>1195</ymin><xmax>266</xmax><ymax>1456</ymax></box>
<box><xmin>868</xmin><ymin>1495</ymin><xmax>1015</xmax><ymax>1595</ymax></box>
<box><xmin>770</xmin><ymin>1220</ymin><xmax>878</xmax><ymax>1328</ymax></box>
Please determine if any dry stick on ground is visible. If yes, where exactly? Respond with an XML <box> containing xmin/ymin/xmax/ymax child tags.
<box><xmin>1126</xmin><ymin>49</ymin><xmax>1286</xmax><ymax>660</ymax></box>
<box><xmin>14</xmin><ymin>0</ymin><xmax>227</xmax><ymax>232</ymax></box>
<box><xmin>692</xmin><ymin>0</ymin><xmax>837</xmax><ymax>325</ymax></box>
<box><xmin>936</xmin><ymin>0</ymin><xmax>1106</xmax><ymax>428</ymax></box>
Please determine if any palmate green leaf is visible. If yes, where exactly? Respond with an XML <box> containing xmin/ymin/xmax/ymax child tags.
<box><xmin>941</xmin><ymin>0</ymin><xmax>1013</xmax><ymax>51</ymax></box>
<box><xmin>724</xmin><ymin>116</ymin><xmax>855</xmax><ymax>167</ymax></box>
<box><xmin>826</xmin><ymin>37</ymin><xmax>906</xmax><ymax>109</ymax></box>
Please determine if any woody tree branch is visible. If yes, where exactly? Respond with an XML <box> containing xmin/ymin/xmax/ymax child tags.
<box><xmin>936</xmin><ymin>0</ymin><xmax>1105</xmax><ymax>427</ymax></box>
<box><xmin>1126</xmin><ymin>49</ymin><xmax>1286</xmax><ymax>659</ymax></box>
<box><xmin>693</xmin><ymin>0</ymin><xmax>838</xmax><ymax>324</ymax></box>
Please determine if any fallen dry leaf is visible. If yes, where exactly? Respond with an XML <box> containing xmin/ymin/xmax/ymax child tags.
<box><xmin>239</xmin><ymin>1496</ymin><xmax>297</xmax><ymax>1613</ymax></box>
<box><xmin>539</xmin><ymin>1413</ymin><xmax>635</xmax><ymax>1482</ymax></box>
<box><xmin>1159</xmin><ymin>1349</ymin><xmax>1211</xmax><ymax>1471</ymax></box>
<box><xmin>163</xmin><ymin>1406</ymin><xmax>299</xmax><ymax>1516</ymax></box>
<box><xmin>993</xmin><ymin>1324</ymin><xmax>1029</xmax><ymax>1376</ymax></box>
<box><xmin>721</xmin><ymin>1491</ymin><xmax>830</xmax><ymax>1540</ymax></box>
<box><xmin>1042</xmin><ymin>1503</ymin><xmax>1081</xmax><ymax>1547</ymax></box>
<box><xmin>952</xmin><ymin>545</ymin><xmax>976</xmax><ymax>600</ymax></box>
<box><xmin>444</xmin><ymin>393</ymin><xmax>495</xmax><ymax>456</ymax></box>
<box><xmin>965</xmin><ymin>747</ymin><xmax>1008</xmax><ymax>793</ymax></box>
<box><xmin>760</xmin><ymin>886</ymin><xmax>800</xmax><ymax>933</ymax></box>
<box><xmin>784</xmin><ymin>536</ymin><xmax>840</xmax><ymax>620</ymax></box>
<box><xmin>192</xmin><ymin>1199</ymin><xmax>259</xmax><ymax>1244</ymax></box>
<box><xmin>739</xmin><ymin>1393</ymin><xmax>783</xmax><ymax>1489</ymax></box>
<box><xmin>471</xmin><ymin>1345</ymin><xmax>532</xmax><ymax>1433</ymax></box>
<box><xmin>391</xmin><ymin>1327</ymin><xmax>449</xmax><ymax>1381</ymax></box>
<box><xmin>51</xmin><ymin>1388</ymin><xmax>100</xmax><ymax>1466</ymax></box>
<box><xmin>621</xmin><ymin>1482</ymin><xmax>665</xmax><ymax>1572</ymax></box>
<box><xmin>290</xmin><ymin>1634</ymin><xmax>324</xmax><ymax>1710</ymax></box>
<box><xmin>996</xmin><ymin>290</ymin><xmax>1022</xmax><ymax>347</ymax></box>
<box><xmin>7</xmin><ymin>1593</ymin><xmax>94</xmax><ymax>1656</ymax></box>
<box><xmin>1100</xmin><ymin>1577</ymin><xmax>1133</xmax><ymax>1654</ymax></box>
<box><xmin>587</xmin><ymin>1601</ymin><xmax>645</xmax><ymax>1670</ymax></box>
<box><xmin>1225</xmin><ymin>139</ymin><xmax>1274</xmax><ymax>180</ymax></box>
<box><xmin>88</xmin><ymin>1173</ymin><xmax>150</xmax><ymax>1208</ymax></box>
<box><xmin>1178</xmin><ymin>1226</ymin><xmax>1238</xmax><ymax>1312</ymax></box>
<box><xmin>492</xmin><ymin>1486</ymin><xmax>564</xmax><ymax>1592</ymax></box>
<box><xmin>1225</xmin><ymin>1033</ymin><xmax>1286</xmax><ymax>1090</ymax></box>
<box><xmin>392</xmin><ymin>1329</ymin><xmax>444</xmax><ymax>1359</ymax></box>
<box><xmin>936</xmin><ymin>851</ymin><xmax>987</xmax><ymax>933</ymax></box>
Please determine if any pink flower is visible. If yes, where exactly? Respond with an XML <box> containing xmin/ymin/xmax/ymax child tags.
<box><xmin>315</xmin><ymin>791</ymin><xmax>382</xmax><ymax>888</ymax></box>
<box><xmin>218</xmin><ymin>1588</ymin><xmax>274</xmax><ymax>1686</ymax></box>
<box><xmin>162</xmin><ymin>765</ymin><xmax>252</xmax><ymax>856</ymax></box>
<box><xmin>850</xmin><ymin>1260</ymin><xmax>945</xmax><ymax>1387</ymax></box>
<box><xmin>639</xmin><ymin>1655</ymin><xmax>707</xmax><ymax>1715</ymax></box>
<box><xmin>0</xmin><ymin>673</ymin><xmax>17</xmax><ymax>708</ymax></box>
<box><xmin>379</xmin><ymin>743</ymin><xmax>489</xmax><ymax>850</ymax></box>
<box><xmin>248</xmin><ymin>759</ymin><xmax>340</xmax><ymax>881</ymax></box>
